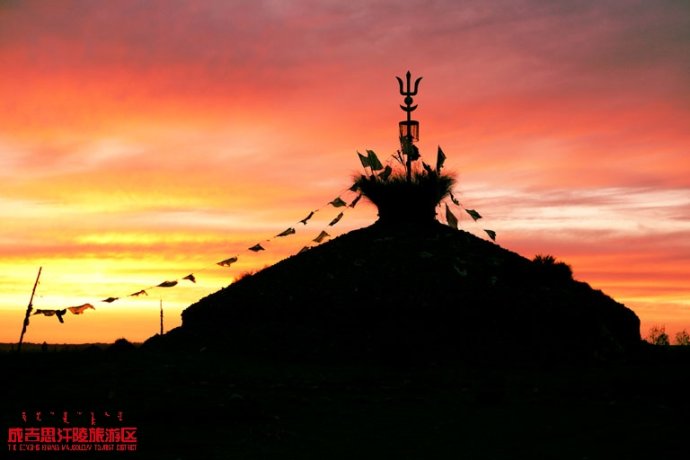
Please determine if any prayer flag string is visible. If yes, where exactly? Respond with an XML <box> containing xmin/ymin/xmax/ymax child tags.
<box><xmin>28</xmin><ymin>151</ymin><xmax>498</xmax><ymax>331</ymax></box>
<box><xmin>28</xmin><ymin>186</ymin><xmax>362</xmax><ymax>327</ymax></box>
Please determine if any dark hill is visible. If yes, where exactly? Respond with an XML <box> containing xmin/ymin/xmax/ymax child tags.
<box><xmin>147</xmin><ymin>221</ymin><xmax>641</xmax><ymax>363</ymax></box>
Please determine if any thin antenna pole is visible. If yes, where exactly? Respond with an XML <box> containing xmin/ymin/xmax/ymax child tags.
<box><xmin>18</xmin><ymin>267</ymin><xmax>42</xmax><ymax>353</ymax></box>
<box><xmin>159</xmin><ymin>297</ymin><xmax>164</xmax><ymax>335</ymax></box>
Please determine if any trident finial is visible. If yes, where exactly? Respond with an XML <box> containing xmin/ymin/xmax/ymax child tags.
<box><xmin>396</xmin><ymin>70</ymin><xmax>422</xmax><ymax>143</ymax></box>
<box><xmin>397</xmin><ymin>70</ymin><xmax>423</xmax><ymax>97</ymax></box>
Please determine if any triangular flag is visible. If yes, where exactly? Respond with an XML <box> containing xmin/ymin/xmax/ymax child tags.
<box><xmin>328</xmin><ymin>212</ymin><xmax>344</xmax><ymax>226</ymax></box>
<box><xmin>183</xmin><ymin>274</ymin><xmax>196</xmax><ymax>283</ymax></box>
<box><xmin>422</xmin><ymin>162</ymin><xmax>434</xmax><ymax>175</ymax></box>
<box><xmin>299</xmin><ymin>211</ymin><xmax>315</xmax><ymax>225</ymax></box>
<box><xmin>33</xmin><ymin>308</ymin><xmax>68</xmax><ymax>323</ymax></box>
<box><xmin>436</xmin><ymin>146</ymin><xmax>446</xmax><ymax>172</ymax></box>
<box><xmin>130</xmin><ymin>289</ymin><xmax>148</xmax><ymax>297</ymax></box>
<box><xmin>157</xmin><ymin>280</ymin><xmax>178</xmax><ymax>288</ymax></box>
<box><xmin>102</xmin><ymin>297</ymin><xmax>119</xmax><ymax>303</ymax></box>
<box><xmin>275</xmin><ymin>227</ymin><xmax>296</xmax><ymax>237</ymax></box>
<box><xmin>484</xmin><ymin>229</ymin><xmax>497</xmax><ymax>241</ymax></box>
<box><xmin>68</xmin><ymin>304</ymin><xmax>95</xmax><ymax>314</ymax></box>
<box><xmin>217</xmin><ymin>256</ymin><xmax>238</xmax><ymax>267</ymax></box>
<box><xmin>378</xmin><ymin>165</ymin><xmax>392</xmax><ymax>180</ymax></box>
<box><xmin>450</xmin><ymin>192</ymin><xmax>460</xmax><ymax>206</ymax></box>
<box><xmin>313</xmin><ymin>230</ymin><xmax>330</xmax><ymax>243</ymax></box>
<box><xmin>465</xmin><ymin>209</ymin><xmax>482</xmax><ymax>221</ymax></box>
<box><xmin>298</xmin><ymin>246</ymin><xmax>311</xmax><ymax>254</ymax></box>
<box><xmin>349</xmin><ymin>183</ymin><xmax>360</xmax><ymax>192</ymax></box>
<box><xmin>445</xmin><ymin>204</ymin><xmax>458</xmax><ymax>229</ymax></box>
<box><xmin>357</xmin><ymin>151</ymin><xmax>370</xmax><ymax>168</ymax></box>
<box><xmin>366</xmin><ymin>150</ymin><xmax>384</xmax><ymax>171</ymax></box>
<box><xmin>248</xmin><ymin>243</ymin><xmax>265</xmax><ymax>252</ymax></box>
<box><xmin>329</xmin><ymin>197</ymin><xmax>347</xmax><ymax>208</ymax></box>
<box><xmin>349</xmin><ymin>194</ymin><xmax>362</xmax><ymax>208</ymax></box>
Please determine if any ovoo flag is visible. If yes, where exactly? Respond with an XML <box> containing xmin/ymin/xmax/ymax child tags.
<box><xmin>445</xmin><ymin>204</ymin><xmax>458</xmax><ymax>229</ymax></box>
<box><xmin>329</xmin><ymin>197</ymin><xmax>347</xmax><ymax>208</ymax></box>
<box><xmin>299</xmin><ymin>211</ymin><xmax>314</xmax><ymax>225</ymax></box>
<box><xmin>217</xmin><ymin>257</ymin><xmax>238</xmax><ymax>267</ymax></box>
<box><xmin>349</xmin><ymin>194</ymin><xmax>362</xmax><ymax>208</ymax></box>
<box><xmin>366</xmin><ymin>150</ymin><xmax>384</xmax><ymax>171</ymax></box>
<box><xmin>436</xmin><ymin>146</ymin><xmax>446</xmax><ymax>172</ymax></box>
<box><xmin>68</xmin><ymin>304</ymin><xmax>95</xmax><ymax>315</ymax></box>
<box><xmin>378</xmin><ymin>166</ymin><xmax>392</xmax><ymax>180</ymax></box>
<box><xmin>33</xmin><ymin>309</ymin><xmax>67</xmax><ymax>323</ymax></box>
<box><xmin>357</xmin><ymin>151</ymin><xmax>370</xmax><ymax>168</ymax></box>
<box><xmin>328</xmin><ymin>213</ymin><xmax>344</xmax><ymax>226</ymax></box>
<box><xmin>157</xmin><ymin>280</ymin><xmax>178</xmax><ymax>288</ymax></box>
<box><xmin>313</xmin><ymin>231</ymin><xmax>330</xmax><ymax>243</ymax></box>
<box><xmin>450</xmin><ymin>192</ymin><xmax>460</xmax><ymax>206</ymax></box>
<box><xmin>465</xmin><ymin>209</ymin><xmax>482</xmax><ymax>221</ymax></box>
<box><xmin>275</xmin><ymin>228</ymin><xmax>296</xmax><ymax>237</ymax></box>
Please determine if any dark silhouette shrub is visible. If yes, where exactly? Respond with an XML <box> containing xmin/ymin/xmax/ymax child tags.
<box><xmin>236</xmin><ymin>270</ymin><xmax>257</xmax><ymax>282</ymax></box>
<box><xmin>676</xmin><ymin>329</ymin><xmax>690</xmax><ymax>345</ymax></box>
<box><xmin>107</xmin><ymin>337</ymin><xmax>136</xmax><ymax>353</ymax></box>
<box><xmin>646</xmin><ymin>326</ymin><xmax>670</xmax><ymax>346</ymax></box>
<box><xmin>532</xmin><ymin>254</ymin><xmax>573</xmax><ymax>283</ymax></box>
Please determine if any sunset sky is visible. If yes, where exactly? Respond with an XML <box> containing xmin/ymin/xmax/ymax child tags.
<box><xmin>1</xmin><ymin>0</ymin><xmax>688</xmax><ymax>344</ymax></box>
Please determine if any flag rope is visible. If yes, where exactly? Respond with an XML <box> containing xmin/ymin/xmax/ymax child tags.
<box><xmin>26</xmin><ymin>186</ymin><xmax>364</xmax><ymax>328</ymax></box>
<box><xmin>26</xmin><ymin>144</ymin><xmax>497</xmax><ymax>333</ymax></box>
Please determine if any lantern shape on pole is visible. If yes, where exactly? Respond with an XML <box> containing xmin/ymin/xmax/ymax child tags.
<box><xmin>399</xmin><ymin>120</ymin><xmax>419</xmax><ymax>142</ymax></box>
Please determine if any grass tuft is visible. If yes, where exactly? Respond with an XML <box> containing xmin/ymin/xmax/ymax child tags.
<box><xmin>354</xmin><ymin>169</ymin><xmax>455</xmax><ymax>225</ymax></box>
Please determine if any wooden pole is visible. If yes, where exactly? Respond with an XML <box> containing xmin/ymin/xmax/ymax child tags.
<box><xmin>159</xmin><ymin>297</ymin><xmax>164</xmax><ymax>335</ymax></box>
<box><xmin>18</xmin><ymin>267</ymin><xmax>42</xmax><ymax>353</ymax></box>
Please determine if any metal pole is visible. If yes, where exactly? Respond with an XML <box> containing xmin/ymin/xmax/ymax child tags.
<box><xmin>18</xmin><ymin>267</ymin><xmax>42</xmax><ymax>352</ymax></box>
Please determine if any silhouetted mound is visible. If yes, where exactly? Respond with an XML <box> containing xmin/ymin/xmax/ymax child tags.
<box><xmin>150</xmin><ymin>222</ymin><xmax>640</xmax><ymax>363</ymax></box>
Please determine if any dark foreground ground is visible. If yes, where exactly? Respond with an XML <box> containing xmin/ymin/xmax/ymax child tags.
<box><xmin>2</xmin><ymin>345</ymin><xmax>689</xmax><ymax>459</ymax></box>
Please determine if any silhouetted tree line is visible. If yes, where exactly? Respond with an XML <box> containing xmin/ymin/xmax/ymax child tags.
<box><xmin>646</xmin><ymin>325</ymin><xmax>690</xmax><ymax>346</ymax></box>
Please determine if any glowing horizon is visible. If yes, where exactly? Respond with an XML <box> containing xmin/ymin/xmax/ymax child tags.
<box><xmin>1</xmin><ymin>0</ymin><xmax>689</xmax><ymax>344</ymax></box>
